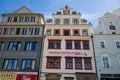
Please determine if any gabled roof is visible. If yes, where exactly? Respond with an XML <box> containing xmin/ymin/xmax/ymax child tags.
<box><xmin>14</xmin><ymin>6</ymin><xmax>32</xmax><ymax>13</ymax></box>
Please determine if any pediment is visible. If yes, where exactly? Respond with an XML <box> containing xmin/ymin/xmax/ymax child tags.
<box><xmin>14</xmin><ymin>6</ymin><xmax>32</xmax><ymax>13</ymax></box>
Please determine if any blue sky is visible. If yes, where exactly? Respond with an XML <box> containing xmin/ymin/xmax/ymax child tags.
<box><xmin>0</xmin><ymin>0</ymin><xmax>120</xmax><ymax>27</ymax></box>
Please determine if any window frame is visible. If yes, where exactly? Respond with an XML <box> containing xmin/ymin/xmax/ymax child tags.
<box><xmin>115</xmin><ymin>40</ymin><xmax>120</xmax><ymax>48</ymax></box>
<box><xmin>54</xmin><ymin>29</ymin><xmax>61</xmax><ymax>36</ymax></box>
<box><xmin>66</xmin><ymin>40</ymin><xmax>73</xmax><ymax>49</ymax></box>
<box><xmin>74</xmin><ymin>40</ymin><xmax>81</xmax><ymax>49</ymax></box>
<box><xmin>48</xmin><ymin>39</ymin><xmax>61</xmax><ymax>49</ymax></box>
<box><xmin>75</xmin><ymin>57</ymin><xmax>82</xmax><ymax>69</ymax></box>
<box><xmin>109</xmin><ymin>25</ymin><xmax>116</xmax><ymax>30</ymax></box>
<box><xmin>102</xmin><ymin>56</ymin><xmax>110</xmax><ymax>68</ymax></box>
<box><xmin>46</xmin><ymin>56</ymin><xmax>61</xmax><ymax>69</ymax></box>
<box><xmin>99</xmin><ymin>40</ymin><xmax>106</xmax><ymax>48</ymax></box>
<box><xmin>82</xmin><ymin>40</ymin><xmax>90</xmax><ymax>50</ymax></box>
<box><xmin>46</xmin><ymin>29</ymin><xmax>52</xmax><ymax>36</ymax></box>
<box><xmin>8</xmin><ymin>41</ymin><xmax>21</xmax><ymax>51</ymax></box>
<box><xmin>73</xmin><ymin>29</ymin><xmax>80</xmax><ymax>36</ymax></box>
<box><xmin>82</xmin><ymin>29</ymin><xmax>88</xmax><ymax>36</ymax></box>
<box><xmin>84</xmin><ymin>57</ymin><xmax>92</xmax><ymax>70</ymax></box>
<box><xmin>65</xmin><ymin>57</ymin><xmax>73</xmax><ymax>69</ymax></box>
<box><xmin>63</xmin><ymin>29</ymin><xmax>70</xmax><ymax>36</ymax></box>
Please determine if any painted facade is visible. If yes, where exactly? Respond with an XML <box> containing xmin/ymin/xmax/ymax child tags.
<box><xmin>41</xmin><ymin>5</ymin><xmax>96</xmax><ymax>80</ymax></box>
<box><xmin>93</xmin><ymin>9</ymin><xmax>120</xmax><ymax>80</ymax></box>
<box><xmin>0</xmin><ymin>6</ymin><xmax>45</xmax><ymax>80</ymax></box>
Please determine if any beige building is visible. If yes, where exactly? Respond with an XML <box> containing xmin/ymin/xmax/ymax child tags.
<box><xmin>0</xmin><ymin>6</ymin><xmax>45</xmax><ymax>80</ymax></box>
<box><xmin>41</xmin><ymin>5</ymin><xmax>96</xmax><ymax>80</ymax></box>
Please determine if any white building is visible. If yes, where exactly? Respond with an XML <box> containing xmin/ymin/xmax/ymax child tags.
<box><xmin>93</xmin><ymin>9</ymin><xmax>120</xmax><ymax>80</ymax></box>
<box><xmin>41</xmin><ymin>5</ymin><xmax>96</xmax><ymax>80</ymax></box>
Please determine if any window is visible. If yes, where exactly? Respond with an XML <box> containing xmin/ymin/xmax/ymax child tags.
<box><xmin>47</xmin><ymin>57</ymin><xmax>61</xmax><ymax>69</ymax></box>
<box><xmin>19</xmin><ymin>17</ymin><xmax>24</xmax><ymax>22</ymax></box>
<box><xmin>9</xmin><ymin>28</ymin><xmax>15</xmax><ymax>35</ymax></box>
<box><xmin>7</xmin><ymin>17</ymin><xmax>12</xmax><ymax>22</ymax></box>
<box><xmin>2</xmin><ymin>59</ymin><xmax>17</xmax><ymax>70</ymax></box>
<box><xmin>63</xmin><ymin>10</ymin><xmax>70</xmax><ymax>14</ymax></box>
<box><xmin>64</xmin><ymin>18</ymin><xmax>70</xmax><ymax>24</ymax></box>
<box><xmin>73</xmin><ymin>19</ymin><xmax>79</xmax><ymax>24</ymax></box>
<box><xmin>22</xmin><ymin>28</ymin><xmax>27</xmax><ymax>35</ymax></box>
<box><xmin>66</xmin><ymin>40</ymin><xmax>72</xmax><ymax>49</ymax></box>
<box><xmin>28</xmin><ymin>28</ymin><xmax>34</xmax><ymax>35</ymax></box>
<box><xmin>22</xmin><ymin>59</ymin><xmax>35</xmax><ymax>70</ymax></box>
<box><xmin>24</xmin><ymin>42</ymin><xmax>38</xmax><ymax>51</ymax></box>
<box><xmin>63</xmin><ymin>29</ymin><xmax>70</xmax><ymax>36</ymax></box>
<box><xmin>54</xmin><ymin>19</ymin><xmax>60</xmax><ymax>24</ymax></box>
<box><xmin>74</xmin><ymin>40</ymin><xmax>81</xmax><ymax>49</ymax></box>
<box><xmin>0</xmin><ymin>28</ymin><xmax>2</xmax><ymax>35</ymax></box>
<box><xmin>25</xmin><ymin>17</ymin><xmax>30</xmax><ymax>22</ymax></box>
<box><xmin>75</xmin><ymin>58</ymin><xmax>82</xmax><ymax>69</ymax></box>
<box><xmin>3</xmin><ymin>28</ymin><xmax>9</xmax><ymax>35</ymax></box>
<box><xmin>54</xmin><ymin>29</ymin><xmax>60</xmax><ymax>36</ymax></box>
<box><xmin>100</xmin><ymin>41</ymin><xmax>105</xmax><ymax>48</ymax></box>
<box><xmin>46</xmin><ymin>29</ymin><xmax>52</xmax><ymax>36</ymax></box>
<box><xmin>31</xmin><ymin>17</ymin><xmax>35</xmax><ymax>22</ymax></box>
<box><xmin>34</xmin><ymin>28</ymin><xmax>40</xmax><ymax>35</ymax></box>
<box><xmin>102</xmin><ymin>57</ymin><xmax>110</xmax><ymax>68</ymax></box>
<box><xmin>115</xmin><ymin>41</ymin><xmax>120</xmax><ymax>48</ymax></box>
<box><xmin>48</xmin><ymin>40</ymin><xmax>61</xmax><ymax>49</ymax></box>
<box><xmin>16</xmin><ymin>28</ymin><xmax>21</xmax><ymax>35</ymax></box>
<box><xmin>82</xmin><ymin>29</ymin><xmax>88</xmax><ymax>36</ymax></box>
<box><xmin>66</xmin><ymin>57</ymin><xmax>73</xmax><ymax>69</ymax></box>
<box><xmin>73</xmin><ymin>29</ymin><xmax>79</xmax><ymax>36</ymax></box>
<box><xmin>84</xmin><ymin>58</ymin><xmax>92</xmax><ymax>70</ymax></box>
<box><xmin>13</xmin><ymin>17</ymin><xmax>18</xmax><ymax>22</ymax></box>
<box><xmin>109</xmin><ymin>25</ymin><xmax>116</xmax><ymax>30</ymax></box>
<box><xmin>83</xmin><ymin>41</ymin><xmax>89</xmax><ymax>49</ymax></box>
<box><xmin>0</xmin><ymin>41</ymin><xmax>4</xmax><ymax>51</ymax></box>
<box><xmin>8</xmin><ymin>41</ymin><xmax>21</xmax><ymax>50</ymax></box>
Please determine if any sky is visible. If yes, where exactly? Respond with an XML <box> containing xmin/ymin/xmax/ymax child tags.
<box><xmin>0</xmin><ymin>0</ymin><xmax>120</xmax><ymax>27</ymax></box>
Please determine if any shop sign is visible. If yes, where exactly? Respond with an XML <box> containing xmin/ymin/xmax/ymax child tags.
<box><xmin>0</xmin><ymin>72</ymin><xmax>17</xmax><ymax>80</ymax></box>
<box><xmin>16</xmin><ymin>72</ymin><xmax>38</xmax><ymax>80</ymax></box>
<box><xmin>49</xmin><ymin>51</ymin><xmax>88</xmax><ymax>56</ymax></box>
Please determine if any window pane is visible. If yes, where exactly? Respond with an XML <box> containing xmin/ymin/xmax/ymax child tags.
<box><xmin>8</xmin><ymin>42</ymin><xmax>21</xmax><ymax>50</ymax></box>
<box><xmin>75</xmin><ymin>41</ymin><xmax>81</xmax><ymax>49</ymax></box>
<box><xmin>75</xmin><ymin>58</ymin><xmax>82</xmax><ymax>69</ymax></box>
<box><xmin>103</xmin><ymin>57</ymin><xmax>110</xmax><ymax>68</ymax></box>
<box><xmin>66</xmin><ymin>41</ymin><xmax>72</xmax><ymax>49</ymax></box>
<box><xmin>83</xmin><ymin>41</ymin><xmax>89</xmax><ymax>49</ymax></box>
<box><xmin>84</xmin><ymin>59</ymin><xmax>91</xmax><ymax>70</ymax></box>
<box><xmin>66</xmin><ymin>58</ymin><xmax>73</xmax><ymax>69</ymax></box>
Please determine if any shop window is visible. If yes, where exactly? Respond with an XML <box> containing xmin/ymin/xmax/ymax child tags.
<box><xmin>24</xmin><ymin>42</ymin><xmax>38</xmax><ymax>51</ymax></box>
<box><xmin>66</xmin><ymin>57</ymin><xmax>73</xmax><ymax>69</ymax></box>
<box><xmin>63</xmin><ymin>29</ymin><xmax>70</xmax><ymax>36</ymax></box>
<box><xmin>21</xmin><ymin>59</ymin><xmax>35</xmax><ymax>70</ymax></box>
<box><xmin>54</xmin><ymin>29</ymin><xmax>60</xmax><ymax>36</ymax></box>
<box><xmin>2</xmin><ymin>59</ymin><xmax>17</xmax><ymax>70</ymax></box>
<box><xmin>8</xmin><ymin>41</ymin><xmax>21</xmax><ymax>51</ymax></box>
<box><xmin>74</xmin><ymin>40</ymin><xmax>81</xmax><ymax>49</ymax></box>
<box><xmin>66</xmin><ymin>40</ymin><xmax>72</xmax><ymax>49</ymax></box>
<box><xmin>47</xmin><ymin>57</ymin><xmax>61</xmax><ymax>69</ymax></box>
<box><xmin>102</xmin><ymin>57</ymin><xmax>110</xmax><ymax>68</ymax></box>
<box><xmin>48</xmin><ymin>40</ymin><xmax>61</xmax><ymax>49</ymax></box>
<box><xmin>0</xmin><ymin>41</ymin><xmax>4</xmax><ymax>51</ymax></box>
<box><xmin>83</xmin><ymin>40</ymin><xmax>89</xmax><ymax>49</ymax></box>
<box><xmin>73</xmin><ymin>29</ymin><xmax>79</xmax><ymax>36</ymax></box>
<box><xmin>115</xmin><ymin>41</ymin><xmax>120</xmax><ymax>48</ymax></box>
<box><xmin>75</xmin><ymin>58</ymin><xmax>82</xmax><ymax>69</ymax></box>
<box><xmin>84</xmin><ymin>58</ymin><xmax>92</xmax><ymax>70</ymax></box>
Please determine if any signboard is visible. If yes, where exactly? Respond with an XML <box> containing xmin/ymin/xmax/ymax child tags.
<box><xmin>16</xmin><ymin>72</ymin><xmax>38</xmax><ymax>80</ymax></box>
<box><xmin>49</xmin><ymin>51</ymin><xmax>88</xmax><ymax>56</ymax></box>
<box><xmin>0</xmin><ymin>72</ymin><xmax>17</xmax><ymax>80</ymax></box>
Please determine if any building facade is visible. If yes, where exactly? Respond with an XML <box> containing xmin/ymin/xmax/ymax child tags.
<box><xmin>93</xmin><ymin>9</ymin><xmax>120</xmax><ymax>80</ymax></box>
<box><xmin>41</xmin><ymin>5</ymin><xmax>96</xmax><ymax>80</ymax></box>
<box><xmin>0</xmin><ymin>6</ymin><xmax>45</xmax><ymax>80</ymax></box>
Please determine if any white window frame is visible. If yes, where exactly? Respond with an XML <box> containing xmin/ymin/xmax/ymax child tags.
<box><xmin>46</xmin><ymin>29</ymin><xmax>52</xmax><ymax>36</ymax></box>
<box><xmin>101</xmin><ymin>56</ymin><xmax>111</xmax><ymax>68</ymax></box>
<box><xmin>99</xmin><ymin>40</ymin><xmax>106</xmax><ymax>48</ymax></box>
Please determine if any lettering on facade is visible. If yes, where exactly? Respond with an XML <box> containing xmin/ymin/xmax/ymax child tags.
<box><xmin>49</xmin><ymin>51</ymin><xmax>87</xmax><ymax>56</ymax></box>
<box><xmin>0</xmin><ymin>72</ymin><xmax>16</xmax><ymax>80</ymax></box>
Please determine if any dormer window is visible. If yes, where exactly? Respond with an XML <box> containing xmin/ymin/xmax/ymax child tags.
<box><xmin>63</xmin><ymin>10</ymin><xmax>70</xmax><ymax>14</ymax></box>
<box><xmin>109</xmin><ymin>25</ymin><xmax>116</xmax><ymax>30</ymax></box>
<box><xmin>63</xmin><ymin>18</ymin><xmax>70</xmax><ymax>24</ymax></box>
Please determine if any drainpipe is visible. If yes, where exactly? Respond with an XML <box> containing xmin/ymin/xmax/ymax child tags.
<box><xmin>91</xmin><ymin>35</ymin><xmax>98</xmax><ymax>80</ymax></box>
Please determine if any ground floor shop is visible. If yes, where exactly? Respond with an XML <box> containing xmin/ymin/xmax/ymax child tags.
<box><xmin>40</xmin><ymin>73</ymin><xmax>96</xmax><ymax>80</ymax></box>
<box><xmin>100</xmin><ymin>74</ymin><xmax>120</xmax><ymax>80</ymax></box>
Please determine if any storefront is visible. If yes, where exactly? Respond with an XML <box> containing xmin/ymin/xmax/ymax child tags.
<box><xmin>101</xmin><ymin>74</ymin><xmax>120</xmax><ymax>80</ymax></box>
<box><xmin>76</xmin><ymin>72</ymin><xmax>96</xmax><ymax>80</ymax></box>
<box><xmin>45</xmin><ymin>73</ymin><xmax>61</xmax><ymax>80</ymax></box>
<box><xmin>0</xmin><ymin>71</ymin><xmax>17</xmax><ymax>80</ymax></box>
<box><xmin>16</xmin><ymin>72</ymin><xmax>38</xmax><ymax>80</ymax></box>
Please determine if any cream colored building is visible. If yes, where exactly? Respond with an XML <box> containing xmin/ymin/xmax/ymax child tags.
<box><xmin>41</xmin><ymin>5</ymin><xmax>96</xmax><ymax>80</ymax></box>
